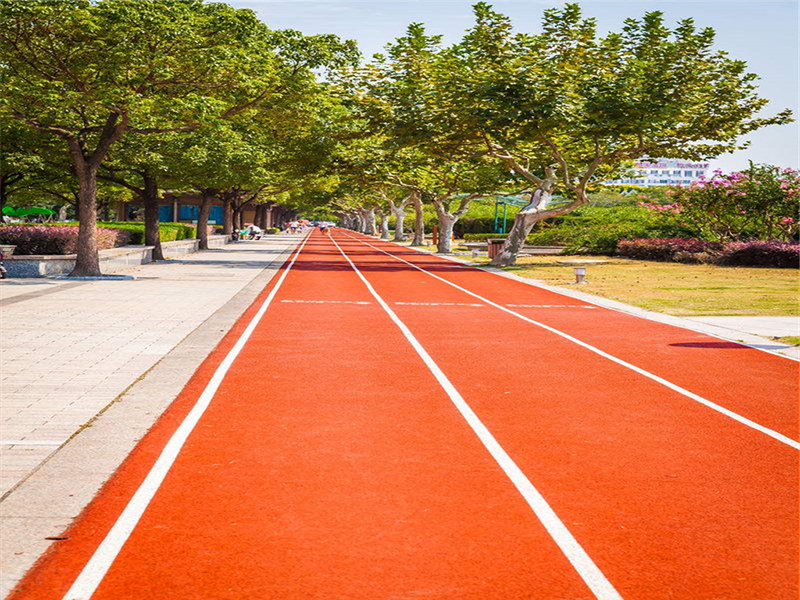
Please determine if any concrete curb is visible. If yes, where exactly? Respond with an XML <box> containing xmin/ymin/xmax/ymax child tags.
<box><xmin>0</xmin><ymin>238</ymin><xmax>299</xmax><ymax>598</ymax></box>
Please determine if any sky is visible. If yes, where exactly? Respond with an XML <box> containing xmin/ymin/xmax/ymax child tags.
<box><xmin>230</xmin><ymin>0</ymin><xmax>799</xmax><ymax>173</ymax></box>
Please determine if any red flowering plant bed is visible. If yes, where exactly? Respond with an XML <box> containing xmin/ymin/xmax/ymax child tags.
<box><xmin>617</xmin><ymin>238</ymin><xmax>723</xmax><ymax>263</ymax></box>
<box><xmin>716</xmin><ymin>241</ymin><xmax>799</xmax><ymax>268</ymax></box>
<box><xmin>618</xmin><ymin>237</ymin><xmax>798</xmax><ymax>268</ymax></box>
<box><xmin>0</xmin><ymin>225</ymin><xmax>131</xmax><ymax>255</ymax></box>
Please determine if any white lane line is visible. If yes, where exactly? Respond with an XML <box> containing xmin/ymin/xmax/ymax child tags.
<box><xmin>507</xmin><ymin>304</ymin><xmax>597</xmax><ymax>309</ymax></box>
<box><xmin>281</xmin><ymin>299</ymin><xmax>371</xmax><ymax>304</ymax></box>
<box><xmin>341</xmin><ymin>232</ymin><xmax>800</xmax><ymax>451</ymax></box>
<box><xmin>329</xmin><ymin>234</ymin><xmax>623</xmax><ymax>600</ymax></box>
<box><xmin>395</xmin><ymin>301</ymin><xmax>484</xmax><ymax>307</ymax></box>
<box><xmin>62</xmin><ymin>232</ymin><xmax>313</xmax><ymax>600</ymax></box>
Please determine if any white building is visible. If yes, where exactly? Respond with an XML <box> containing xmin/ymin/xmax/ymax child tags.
<box><xmin>608</xmin><ymin>158</ymin><xmax>710</xmax><ymax>187</ymax></box>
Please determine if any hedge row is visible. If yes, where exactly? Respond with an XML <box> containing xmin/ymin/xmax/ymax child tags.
<box><xmin>463</xmin><ymin>233</ymin><xmax>509</xmax><ymax>241</ymax></box>
<box><xmin>0</xmin><ymin>222</ymin><xmax>200</xmax><ymax>255</ymax></box>
<box><xmin>0</xmin><ymin>225</ymin><xmax>131</xmax><ymax>255</ymax></box>
<box><xmin>464</xmin><ymin>203</ymin><xmax>697</xmax><ymax>253</ymax></box>
<box><xmin>617</xmin><ymin>238</ymin><xmax>799</xmax><ymax>268</ymax></box>
<box><xmin>98</xmin><ymin>222</ymin><xmax>197</xmax><ymax>244</ymax></box>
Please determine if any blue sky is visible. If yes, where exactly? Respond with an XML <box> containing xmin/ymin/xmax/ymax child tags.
<box><xmin>230</xmin><ymin>1</ymin><xmax>799</xmax><ymax>172</ymax></box>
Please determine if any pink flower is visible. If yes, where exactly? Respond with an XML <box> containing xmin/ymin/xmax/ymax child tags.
<box><xmin>780</xmin><ymin>217</ymin><xmax>795</xmax><ymax>225</ymax></box>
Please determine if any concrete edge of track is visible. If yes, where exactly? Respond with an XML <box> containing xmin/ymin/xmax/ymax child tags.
<box><xmin>0</xmin><ymin>237</ymin><xmax>302</xmax><ymax>599</ymax></box>
<box><xmin>382</xmin><ymin>239</ymin><xmax>800</xmax><ymax>362</ymax></box>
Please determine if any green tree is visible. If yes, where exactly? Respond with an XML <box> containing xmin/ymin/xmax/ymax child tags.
<box><xmin>1</xmin><ymin>0</ymin><xmax>357</xmax><ymax>273</ymax></box>
<box><xmin>450</xmin><ymin>3</ymin><xmax>792</xmax><ymax>265</ymax></box>
<box><xmin>0</xmin><ymin>0</ymin><xmax>277</xmax><ymax>274</ymax></box>
<box><xmin>349</xmin><ymin>23</ymin><xmax>506</xmax><ymax>252</ymax></box>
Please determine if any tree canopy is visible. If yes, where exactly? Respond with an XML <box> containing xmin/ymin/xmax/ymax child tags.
<box><xmin>1</xmin><ymin>1</ymin><xmax>792</xmax><ymax>271</ymax></box>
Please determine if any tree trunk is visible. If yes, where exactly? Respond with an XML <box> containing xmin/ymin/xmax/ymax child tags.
<box><xmin>364</xmin><ymin>207</ymin><xmax>376</xmax><ymax>235</ymax></box>
<box><xmin>142</xmin><ymin>171</ymin><xmax>164</xmax><ymax>261</ymax></box>
<box><xmin>393</xmin><ymin>206</ymin><xmax>406</xmax><ymax>241</ymax></box>
<box><xmin>255</xmin><ymin>204</ymin><xmax>266</xmax><ymax>229</ymax></box>
<box><xmin>490</xmin><ymin>188</ymin><xmax>555</xmax><ymax>266</ymax></box>
<box><xmin>411</xmin><ymin>191</ymin><xmax>425</xmax><ymax>246</ymax></box>
<box><xmin>434</xmin><ymin>204</ymin><xmax>457</xmax><ymax>254</ymax></box>
<box><xmin>232</xmin><ymin>206</ymin><xmax>242</xmax><ymax>233</ymax></box>
<box><xmin>490</xmin><ymin>212</ymin><xmax>541</xmax><ymax>266</ymax></box>
<box><xmin>69</xmin><ymin>164</ymin><xmax>101</xmax><ymax>276</ymax></box>
<box><xmin>379</xmin><ymin>211</ymin><xmax>390</xmax><ymax>239</ymax></box>
<box><xmin>222</xmin><ymin>197</ymin><xmax>232</xmax><ymax>235</ymax></box>
<box><xmin>197</xmin><ymin>192</ymin><xmax>213</xmax><ymax>250</ymax></box>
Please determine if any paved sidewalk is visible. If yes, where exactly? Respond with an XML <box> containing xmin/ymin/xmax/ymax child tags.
<box><xmin>0</xmin><ymin>234</ymin><xmax>301</xmax><ymax>497</ymax></box>
<box><xmin>683</xmin><ymin>316</ymin><xmax>799</xmax><ymax>339</ymax></box>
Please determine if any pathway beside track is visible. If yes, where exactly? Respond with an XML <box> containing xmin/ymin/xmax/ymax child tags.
<box><xmin>7</xmin><ymin>229</ymin><xmax>798</xmax><ymax>600</ymax></box>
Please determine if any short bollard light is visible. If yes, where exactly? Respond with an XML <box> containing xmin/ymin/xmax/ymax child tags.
<box><xmin>574</xmin><ymin>266</ymin><xmax>587</xmax><ymax>284</ymax></box>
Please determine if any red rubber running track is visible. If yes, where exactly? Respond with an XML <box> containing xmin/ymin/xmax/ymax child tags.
<box><xmin>9</xmin><ymin>229</ymin><xmax>798</xmax><ymax>600</ymax></box>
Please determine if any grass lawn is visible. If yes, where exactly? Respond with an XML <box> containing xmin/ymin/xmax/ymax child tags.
<box><xmin>476</xmin><ymin>255</ymin><xmax>799</xmax><ymax>317</ymax></box>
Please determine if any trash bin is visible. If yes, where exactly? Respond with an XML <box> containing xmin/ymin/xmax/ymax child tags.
<box><xmin>487</xmin><ymin>239</ymin><xmax>504</xmax><ymax>259</ymax></box>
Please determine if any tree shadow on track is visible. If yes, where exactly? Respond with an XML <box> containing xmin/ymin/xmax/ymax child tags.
<box><xmin>670</xmin><ymin>341</ymin><xmax>749</xmax><ymax>349</ymax></box>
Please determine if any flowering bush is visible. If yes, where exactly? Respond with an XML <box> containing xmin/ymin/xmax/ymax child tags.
<box><xmin>618</xmin><ymin>238</ymin><xmax>798</xmax><ymax>268</ymax></box>
<box><xmin>617</xmin><ymin>238</ymin><xmax>723</xmax><ymax>263</ymax></box>
<box><xmin>665</xmin><ymin>164</ymin><xmax>799</xmax><ymax>241</ymax></box>
<box><xmin>0</xmin><ymin>225</ymin><xmax>130</xmax><ymax>255</ymax></box>
<box><xmin>716</xmin><ymin>241</ymin><xmax>799</xmax><ymax>268</ymax></box>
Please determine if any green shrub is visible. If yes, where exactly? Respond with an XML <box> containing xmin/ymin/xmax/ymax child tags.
<box><xmin>463</xmin><ymin>233</ymin><xmax>510</xmax><ymax>241</ymax></box>
<box><xmin>464</xmin><ymin>202</ymin><xmax>698</xmax><ymax>253</ymax></box>
<box><xmin>525</xmin><ymin>203</ymin><xmax>698</xmax><ymax>254</ymax></box>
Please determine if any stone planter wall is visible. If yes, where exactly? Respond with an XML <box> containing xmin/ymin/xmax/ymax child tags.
<box><xmin>5</xmin><ymin>235</ymin><xmax>230</xmax><ymax>278</ymax></box>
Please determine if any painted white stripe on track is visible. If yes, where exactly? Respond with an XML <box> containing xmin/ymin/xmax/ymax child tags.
<box><xmin>395</xmin><ymin>301</ymin><xmax>484</xmax><ymax>307</ymax></box>
<box><xmin>62</xmin><ymin>232</ymin><xmax>313</xmax><ymax>600</ymax></box>
<box><xmin>281</xmin><ymin>299</ymin><xmax>371</xmax><ymax>304</ymax></box>
<box><xmin>328</xmin><ymin>234</ymin><xmax>624</xmax><ymax>600</ymax></box>
<box><xmin>340</xmin><ymin>232</ymin><xmax>800</xmax><ymax>451</ymax></box>
<box><xmin>507</xmin><ymin>304</ymin><xmax>597</xmax><ymax>309</ymax></box>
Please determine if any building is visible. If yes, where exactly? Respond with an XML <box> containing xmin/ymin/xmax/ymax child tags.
<box><xmin>607</xmin><ymin>158</ymin><xmax>710</xmax><ymax>187</ymax></box>
<box><xmin>114</xmin><ymin>192</ymin><xmax>296</xmax><ymax>230</ymax></box>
